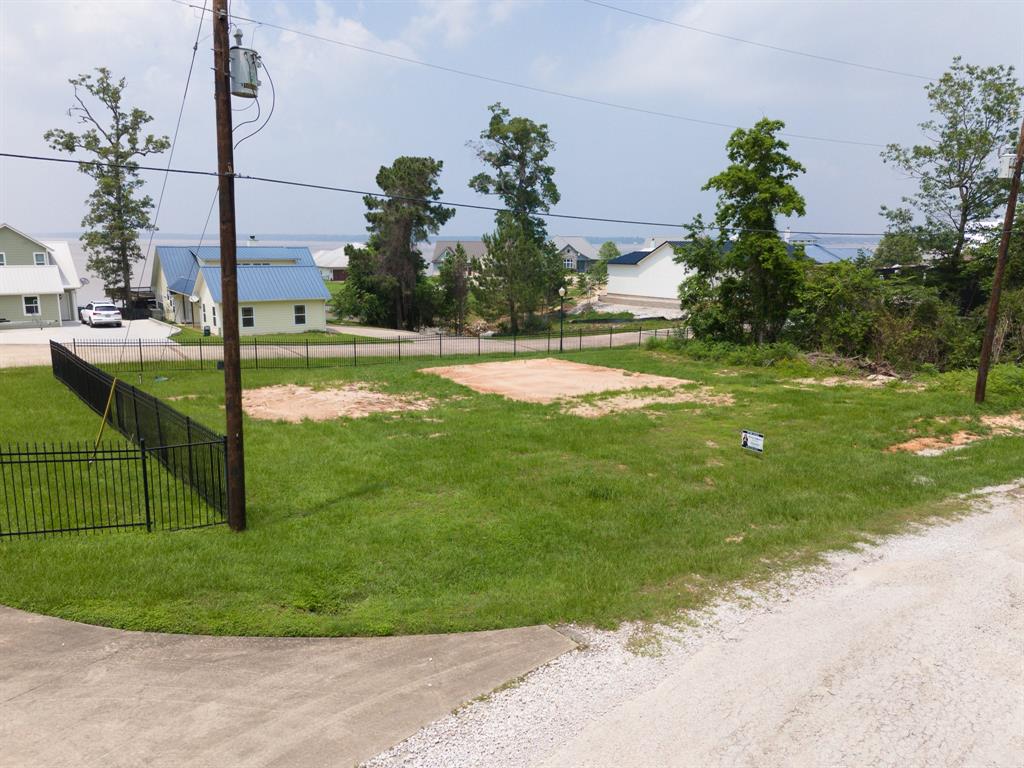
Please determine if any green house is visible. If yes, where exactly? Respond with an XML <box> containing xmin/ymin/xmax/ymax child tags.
<box><xmin>0</xmin><ymin>224</ymin><xmax>81</xmax><ymax>328</ymax></box>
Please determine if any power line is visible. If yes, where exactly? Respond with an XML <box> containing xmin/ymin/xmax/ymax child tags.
<box><xmin>166</xmin><ymin>0</ymin><xmax>886</xmax><ymax>149</ymax></box>
<box><xmin>3</xmin><ymin>149</ymin><xmax>986</xmax><ymax>239</ymax></box>
<box><xmin>583</xmin><ymin>0</ymin><xmax>934</xmax><ymax>82</ymax></box>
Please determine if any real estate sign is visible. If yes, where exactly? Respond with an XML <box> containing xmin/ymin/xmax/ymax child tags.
<box><xmin>741</xmin><ymin>429</ymin><xmax>764</xmax><ymax>453</ymax></box>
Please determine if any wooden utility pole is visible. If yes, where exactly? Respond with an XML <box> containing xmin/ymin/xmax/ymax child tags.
<box><xmin>212</xmin><ymin>0</ymin><xmax>246</xmax><ymax>530</ymax></box>
<box><xmin>975</xmin><ymin>117</ymin><xmax>1024</xmax><ymax>404</ymax></box>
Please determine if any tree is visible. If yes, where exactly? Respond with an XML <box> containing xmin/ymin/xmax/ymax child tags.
<box><xmin>361</xmin><ymin>156</ymin><xmax>455</xmax><ymax>330</ymax></box>
<box><xmin>590</xmin><ymin>240</ymin><xmax>620</xmax><ymax>284</ymax></box>
<box><xmin>44</xmin><ymin>68</ymin><xmax>169</xmax><ymax>309</ymax></box>
<box><xmin>880</xmin><ymin>57</ymin><xmax>1022</xmax><ymax>276</ymax></box>
<box><xmin>469</xmin><ymin>103</ymin><xmax>564</xmax><ymax>333</ymax></box>
<box><xmin>789</xmin><ymin>261</ymin><xmax>883</xmax><ymax>356</ymax></box>
<box><xmin>438</xmin><ymin>243</ymin><xmax>471</xmax><ymax>333</ymax></box>
<box><xmin>675</xmin><ymin>118</ymin><xmax>808</xmax><ymax>343</ymax></box>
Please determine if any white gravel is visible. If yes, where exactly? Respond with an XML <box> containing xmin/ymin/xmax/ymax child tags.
<box><xmin>366</xmin><ymin>482</ymin><xmax>1024</xmax><ymax>768</ymax></box>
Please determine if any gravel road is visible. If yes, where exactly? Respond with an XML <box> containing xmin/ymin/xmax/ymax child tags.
<box><xmin>368</xmin><ymin>482</ymin><xmax>1024</xmax><ymax>768</ymax></box>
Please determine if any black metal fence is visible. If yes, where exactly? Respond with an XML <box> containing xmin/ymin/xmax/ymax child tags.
<box><xmin>68</xmin><ymin>325</ymin><xmax>683</xmax><ymax>373</ymax></box>
<box><xmin>0</xmin><ymin>439</ymin><xmax>224</xmax><ymax>538</ymax></box>
<box><xmin>0</xmin><ymin>342</ymin><xmax>232</xmax><ymax>538</ymax></box>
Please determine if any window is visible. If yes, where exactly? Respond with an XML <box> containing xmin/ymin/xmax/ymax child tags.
<box><xmin>294</xmin><ymin>304</ymin><xmax>306</xmax><ymax>325</ymax></box>
<box><xmin>241</xmin><ymin>306</ymin><xmax>255</xmax><ymax>328</ymax></box>
<box><xmin>202</xmin><ymin>304</ymin><xmax>207</xmax><ymax>323</ymax></box>
<box><xmin>212</xmin><ymin>305</ymin><xmax>217</xmax><ymax>326</ymax></box>
<box><xmin>563</xmin><ymin>258</ymin><xmax>574</xmax><ymax>270</ymax></box>
<box><xmin>0</xmin><ymin>253</ymin><xmax>5</xmax><ymax>266</ymax></box>
<box><xmin>23</xmin><ymin>296</ymin><xmax>40</xmax><ymax>316</ymax></box>
<box><xmin>33</xmin><ymin>252</ymin><xmax>46</xmax><ymax>266</ymax></box>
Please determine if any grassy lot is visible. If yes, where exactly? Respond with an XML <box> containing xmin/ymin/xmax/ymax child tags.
<box><xmin>169</xmin><ymin>326</ymin><xmax>374</xmax><ymax>343</ymax></box>
<box><xmin>0</xmin><ymin>351</ymin><xmax>1021</xmax><ymax>636</ymax></box>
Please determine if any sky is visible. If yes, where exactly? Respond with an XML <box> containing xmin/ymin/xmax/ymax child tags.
<box><xmin>1</xmin><ymin>0</ymin><xmax>1023</xmax><ymax>241</ymax></box>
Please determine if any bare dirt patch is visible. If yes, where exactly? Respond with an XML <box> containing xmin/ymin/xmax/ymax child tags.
<box><xmin>792</xmin><ymin>374</ymin><xmax>902</xmax><ymax>389</ymax></box>
<box><xmin>242</xmin><ymin>383</ymin><xmax>435</xmax><ymax>423</ymax></box>
<box><xmin>421</xmin><ymin>358</ymin><xmax>695</xmax><ymax>404</ymax></box>
<box><xmin>887</xmin><ymin>412</ymin><xmax>1024</xmax><ymax>456</ymax></box>
<box><xmin>562</xmin><ymin>387</ymin><xmax>734</xmax><ymax>418</ymax></box>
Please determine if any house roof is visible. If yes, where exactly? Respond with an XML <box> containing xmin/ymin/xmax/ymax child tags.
<box><xmin>553</xmin><ymin>236</ymin><xmax>598</xmax><ymax>260</ymax></box>
<box><xmin>41</xmin><ymin>240</ymin><xmax>80</xmax><ymax>290</ymax></box>
<box><xmin>0</xmin><ymin>265</ymin><xmax>65</xmax><ymax>296</ymax></box>
<box><xmin>313</xmin><ymin>246</ymin><xmax>351</xmax><ymax>270</ymax></box>
<box><xmin>155</xmin><ymin>245</ymin><xmax>329</xmax><ymax>303</ymax></box>
<box><xmin>432</xmin><ymin>240</ymin><xmax>488</xmax><ymax>263</ymax></box>
<box><xmin>609</xmin><ymin>241</ymin><xmax>684</xmax><ymax>265</ymax></box>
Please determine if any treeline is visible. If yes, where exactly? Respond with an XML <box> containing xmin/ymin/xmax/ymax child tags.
<box><xmin>672</xmin><ymin>57</ymin><xmax>1024</xmax><ymax>371</ymax></box>
<box><xmin>332</xmin><ymin>103</ymin><xmax>568</xmax><ymax>333</ymax></box>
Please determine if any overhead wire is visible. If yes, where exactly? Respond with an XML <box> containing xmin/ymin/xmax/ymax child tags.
<box><xmin>116</xmin><ymin>0</ymin><xmax>207</xmax><ymax>358</ymax></box>
<box><xmin>582</xmin><ymin>0</ymin><xmax>935</xmax><ymax>82</ymax></box>
<box><xmin>165</xmin><ymin>0</ymin><xmax>888</xmax><ymax>149</ymax></box>
<box><xmin>3</xmin><ymin>150</ymin><xmax>1007</xmax><ymax>240</ymax></box>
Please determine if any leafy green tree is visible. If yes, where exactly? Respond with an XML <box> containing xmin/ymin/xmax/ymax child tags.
<box><xmin>675</xmin><ymin>118</ymin><xmax>807</xmax><ymax>343</ymax></box>
<box><xmin>438</xmin><ymin>243</ymin><xmax>471</xmax><ymax>333</ymax></box>
<box><xmin>590</xmin><ymin>241</ymin><xmax>620</xmax><ymax>283</ymax></box>
<box><xmin>329</xmin><ymin>244</ymin><xmax>392</xmax><ymax>327</ymax></box>
<box><xmin>44</xmin><ymin>68</ymin><xmax>169</xmax><ymax>309</ymax></box>
<box><xmin>880</xmin><ymin>57</ymin><xmax>1022</xmax><ymax>289</ymax></box>
<box><xmin>361</xmin><ymin>156</ymin><xmax>455</xmax><ymax>330</ymax></box>
<box><xmin>469</xmin><ymin>103</ymin><xmax>564</xmax><ymax>332</ymax></box>
<box><xmin>789</xmin><ymin>261</ymin><xmax>883</xmax><ymax>356</ymax></box>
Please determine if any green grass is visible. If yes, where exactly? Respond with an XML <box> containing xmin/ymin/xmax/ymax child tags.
<box><xmin>0</xmin><ymin>351</ymin><xmax>1021</xmax><ymax>637</ymax></box>
<box><xmin>169</xmin><ymin>326</ymin><xmax>374</xmax><ymax>343</ymax></box>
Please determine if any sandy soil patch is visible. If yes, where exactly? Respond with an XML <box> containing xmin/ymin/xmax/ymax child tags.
<box><xmin>792</xmin><ymin>374</ymin><xmax>901</xmax><ymax>389</ymax></box>
<box><xmin>421</xmin><ymin>358</ymin><xmax>695</xmax><ymax>404</ymax></box>
<box><xmin>562</xmin><ymin>387</ymin><xmax>734</xmax><ymax>418</ymax></box>
<box><xmin>242</xmin><ymin>383</ymin><xmax>435</xmax><ymax>423</ymax></box>
<box><xmin>887</xmin><ymin>412</ymin><xmax>1024</xmax><ymax>456</ymax></box>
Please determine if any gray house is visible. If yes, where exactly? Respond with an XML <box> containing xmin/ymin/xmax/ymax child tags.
<box><xmin>428</xmin><ymin>240</ymin><xmax>488</xmax><ymax>276</ymax></box>
<box><xmin>553</xmin><ymin>236</ymin><xmax>598</xmax><ymax>273</ymax></box>
<box><xmin>0</xmin><ymin>224</ymin><xmax>80</xmax><ymax>328</ymax></box>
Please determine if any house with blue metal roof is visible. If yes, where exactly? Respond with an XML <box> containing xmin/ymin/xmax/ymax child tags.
<box><xmin>151</xmin><ymin>246</ymin><xmax>330</xmax><ymax>335</ymax></box>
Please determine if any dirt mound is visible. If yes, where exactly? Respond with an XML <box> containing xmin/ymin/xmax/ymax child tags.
<box><xmin>242</xmin><ymin>383</ymin><xmax>435</xmax><ymax>423</ymax></box>
<box><xmin>422</xmin><ymin>358</ymin><xmax>694</xmax><ymax>404</ymax></box>
<box><xmin>887</xmin><ymin>413</ymin><xmax>1024</xmax><ymax>456</ymax></box>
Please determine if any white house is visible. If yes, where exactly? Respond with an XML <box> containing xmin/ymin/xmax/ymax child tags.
<box><xmin>0</xmin><ymin>224</ymin><xmax>80</xmax><ymax>327</ymax></box>
<box><xmin>312</xmin><ymin>246</ymin><xmax>351</xmax><ymax>281</ymax></box>
<box><xmin>605</xmin><ymin>240</ymin><xmax>689</xmax><ymax>308</ymax></box>
<box><xmin>152</xmin><ymin>245</ymin><xmax>330</xmax><ymax>335</ymax></box>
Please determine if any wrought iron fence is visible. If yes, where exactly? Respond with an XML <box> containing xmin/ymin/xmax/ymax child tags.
<box><xmin>68</xmin><ymin>325</ymin><xmax>682</xmax><ymax>373</ymax></box>
<box><xmin>1</xmin><ymin>341</ymin><xmax>233</xmax><ymax>538</ymax></box>
<box><xmin>0</xmin><ymin>439</ymin><xmax>225</xmax><ymax>538</ymax></box>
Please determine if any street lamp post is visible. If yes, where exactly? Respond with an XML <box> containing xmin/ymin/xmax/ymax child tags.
<box><xmin>558</xmin><ymin>286</ymin><xmax>566</xmax><ymax>353</ymax></box>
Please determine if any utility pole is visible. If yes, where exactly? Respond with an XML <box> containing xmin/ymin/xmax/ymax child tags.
<box><xmin>212</xmin><ymin>0</ymin><xmax>245</xmax><ymax>530</ymax></box>
<box><xmin>974</xmin><ymin>116</ymin><xmax>1024</xmax><ymax>404</ymax></box>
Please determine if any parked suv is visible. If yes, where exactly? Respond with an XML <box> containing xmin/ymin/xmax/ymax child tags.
<box><xmin>80</xmin><ymin>301</ymin><xmax>123</xmax><ymax>327</ymax></box>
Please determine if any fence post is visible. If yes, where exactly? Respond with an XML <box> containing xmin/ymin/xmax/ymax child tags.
<box><xmin>513</xmin><ymin>333</ymin><xmax>517</xmax><ymax>356</ymax></box>
<box><xmin>397</xmin><ymin>335</ymin><xmax>401</xmax><ymax>361</ymax></box>
<box><xmin>199</xmin><ymin>338</ymin><xmax>204</xmax><ymax>370</ymax></box>
<box><xmin>254</xmin><ymin>340</ymin><xmax>259</xmax><ymax>369</ymax></box>
<box><xmin>140</xmin><ymin>438</ymin><xmax>152</xmax><ymax>533</ymax></box>
<box><xmin>547</xmin><ymin>331</ymin><xmax>551</xmax><ymax>353</ymax></box>
<box><xmin>306</xmin><ymin>339</ymin><xmax>310</xmax><ymax>368</ymax></box>
<box><xmin>638</xmin><ymin>322</ymin><xmax>643</xmax><ymax>348</ymax></box>
<box><xmin>186</xmin><ymin>417</ymin><xmax>194</xmax><ymax>487</ymax></box>
<box><xmin>138</xmin><ymin>339</ymin><xmax>144</xmax><ymax>372</ymax></box>
<box><xmin>609</xmin><ymin>327</ymin><xmax>613</xmax><ymax>348</ymax></box>
<box><xmin>73</xmin><ymin>338</ymin><xmax>77</xmax><ymax>357</ymax></box>
<box><xmin>438</xmin><ymin>332</ymin><xmax>442</xmax><ymax>358</ymax></box>
<box><xmin>579</xmin><ymin>329</ymin><xmax>582</xmax><ymax>351</ymax></box>
<box><xmin>352</xmin><ymin>337</ymin><xmax>357</xmax><ymax>366</ymax></box>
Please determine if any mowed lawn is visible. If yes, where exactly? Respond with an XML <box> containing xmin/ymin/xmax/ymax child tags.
<box><xmin>0</xmin><ymin>350</ymin><xmax>1021</xmax><ymax>636</ymax></box>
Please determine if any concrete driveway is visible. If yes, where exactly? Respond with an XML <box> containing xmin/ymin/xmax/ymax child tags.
<box><xmin>0</xmin><ymin>318</ymin><xmax>175</xmax><ymax>344</ymax></box>
<box><xmin>0</xmin><ymin>607</ymin><xmax>575</xmax><ymax>768</ymax></box>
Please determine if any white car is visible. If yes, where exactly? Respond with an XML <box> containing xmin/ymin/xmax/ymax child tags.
<box><xmin>80</xmin><ymin>301</ymin><xmax>123</xmax><ymax>327</ymax></box>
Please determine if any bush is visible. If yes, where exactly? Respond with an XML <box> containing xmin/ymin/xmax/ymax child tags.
<box><xmin>648</xmin><ymin>335</ymin><xmax>802</xmax><ymax>367</ymax></box>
